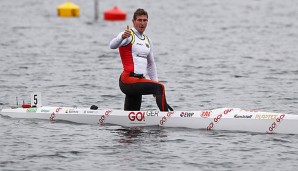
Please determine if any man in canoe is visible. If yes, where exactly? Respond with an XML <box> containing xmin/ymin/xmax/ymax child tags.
<box><xmin>109</xmin><ymin>8</ymin><xmax>172</xmax><ymax>111</ymax></box>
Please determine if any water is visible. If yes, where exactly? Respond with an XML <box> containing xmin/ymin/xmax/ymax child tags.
<box><xmin>1</xmin><ymin>0</ymin><xmax>298</xmax><ymax>170</ymax></box>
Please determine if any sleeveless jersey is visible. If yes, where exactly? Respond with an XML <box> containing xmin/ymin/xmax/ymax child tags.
<box><xmin>119</xmin><ymin>29</ymin><xmax>151</xmax><ymax>75</ymax></box>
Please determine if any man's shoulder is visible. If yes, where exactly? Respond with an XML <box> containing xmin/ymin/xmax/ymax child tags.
<box><xmin>144</xmin><ymin>34</ymin><xmax>152</xmax><ymax>44</ymax></box>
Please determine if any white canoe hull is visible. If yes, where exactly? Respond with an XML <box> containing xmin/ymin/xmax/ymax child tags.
<box><xmin>1</xmin><ymin>106</ymin><xmax>298</xmax><ymax>134</ymax></box>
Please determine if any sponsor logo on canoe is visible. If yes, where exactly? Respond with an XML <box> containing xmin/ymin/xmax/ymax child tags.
<box><xmin>41</xmin><ymin>109</ymin><xmax>50</xmax><ymax>113</ymax></box>
<box><xmin>234</xmin><ymin>114</ymin><xmax>253</xmax><ymax>118</ymax></box>
<box><xmin>128</xmin><ymin>112</ymin><xmax>145</xmax><ymax>122</ymax></box>
<box><xmin>26</xmin><ymin>108</ymin><xmax>37</xmax><ymax>113</ymax></box>
<box><xmin>180</xmin><ymin>112</ymin><xmax>194</xmax><ymax>117</ymax></box>
<box><xmin>146</xmin><ymin>111</ymin><xmax>159</xmax><ymax>116</ymax></box>
<box><xmin>223</xmin><ymin>108</ymin><xmax>233</xmax><ymax>115</ymax></box>
<box><xmin>56</xmin><ymin>107</ymin><xmax>62</xmax><ymax>112</ymax></box>
<box><xmin>65</xmin><ymin>109</ymin><xmax>79</xmax><ymax>114</ymax></box>
<box><xmin>267</xmin><ymin>114</ymin><xmax>285</xmax><ymax>134</ymax></box>
<box><xmin>98</xmin><ymin>110</ymin><xmax>112</xmax><ymax>124</ymax></box>
<box><xmin>160</xmin><ymin>111</ymin><xmax>174</xmax><ymax>126</ymax></box>
<box><xmin>207</xmin><ymin>108</ymin><xmax>233</xmax><ymax>130</ymax></box>
<box><xmin>255</xmin><ymin>114</ymin><xmax>278</xmax><ymax>120</ymax></box>
<box><xmin>200</xmin><ymin>111</ymin><xmax>211</xmax><ymax>118</ymax></box>
<box><xmin>84</xmin><ymin>110</ymin><xmax>99</xmax><ymax>114</ymax></box>
<box><xmin>50</xmin><ymin>112</ymin><xmax>55</xmax><ymax>122</ymax></box>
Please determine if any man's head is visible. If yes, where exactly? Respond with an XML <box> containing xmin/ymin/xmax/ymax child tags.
<box><xmin>132</xmin><ymin>8</ymin><xmax>148</xmax><ymax>35</ymax></box>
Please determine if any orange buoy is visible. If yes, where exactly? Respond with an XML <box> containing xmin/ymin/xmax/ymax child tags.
<box><xmin>104</xmin><ymin>6</ymin><xmax>126</xmax><ymax>21</ymax></box>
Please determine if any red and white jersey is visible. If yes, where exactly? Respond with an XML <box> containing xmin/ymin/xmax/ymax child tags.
<box><xmin>109</xmin><ymin>27</ymin><xmax>158</xmax><ymax>81</ymax></box>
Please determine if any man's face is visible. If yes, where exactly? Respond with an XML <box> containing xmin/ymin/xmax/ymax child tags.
<box><xmin>133</xmin><ymin>15</ymin><xmax>148</xmax><ymax>34</ymax></box>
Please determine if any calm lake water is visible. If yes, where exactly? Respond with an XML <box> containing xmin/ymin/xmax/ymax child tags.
<box><xmin>1</xmin><ymin>0</ymin><xmax>298</xmax><ymax>170</ymax></box>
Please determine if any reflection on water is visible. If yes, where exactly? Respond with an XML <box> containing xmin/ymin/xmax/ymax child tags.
<box><xmin>115</xmin><ymin>127</ymin><xmax>167</xmax><ymax>144</ymax></box>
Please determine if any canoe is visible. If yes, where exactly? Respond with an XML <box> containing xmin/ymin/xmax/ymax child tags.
<box><xmin>1</xmin><ymin>106</ymin><xmax>298</xmax><ymax>134</ymax></box>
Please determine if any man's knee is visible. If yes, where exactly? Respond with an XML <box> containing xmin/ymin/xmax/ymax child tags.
<box><xmin>155</xmin><ymin>83</ymin><xmax>165</xmax><ymax>95</ymax></box>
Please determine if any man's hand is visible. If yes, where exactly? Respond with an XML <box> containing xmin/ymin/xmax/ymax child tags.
<box><xmin>122</xmin><ymin>25</ymin><xmax>131</xmax><ymax>39</ymax></box>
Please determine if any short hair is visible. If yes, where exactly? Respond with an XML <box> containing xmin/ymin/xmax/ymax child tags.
<box><xmin>133</xmin><ymin>8</ymin><xmax>148</xmax><ymax>20</ymax></box>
